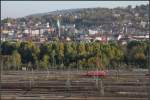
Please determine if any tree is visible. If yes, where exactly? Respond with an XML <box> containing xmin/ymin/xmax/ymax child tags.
<box><xmin>1</xmin><ymin>40</ymin><xmax>148</xmax><ymax>70</ymax></box>
<box><xmin>127</xmin><ymin>41</ymin><xmax>147</xmax><ymax>68</ymax></box>
<box><xmin>12</xmin><ymin>51</ymin><xmax>21</xmax><ymax>70</ymax></box>
<box><xmin>57</xmin><ymin>42</ymin><xmax>64</xmax><ymax>68</ymax></box>
<box><xmin>39</xmin><ymin>55</ymin><xmax>49</xmax><ymax>70</ymax></box>
<box><xmin>18</xmin><ymin>41</ymin><xmax>40</xmax><ymax>67</ymax></box>
<box><xmin>51</xmin><ymin>50</ymin><xmax>56</xmax><ymax>68</ymax></box>
<box><xmin>1</xmin><ymin>41</ymin><xmax>18</xmax><ymax>55</ymax></box>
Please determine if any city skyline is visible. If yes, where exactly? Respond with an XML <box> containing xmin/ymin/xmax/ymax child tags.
<box><xmin>1</xmin><ymin>1</ymin><xmax>149</xmax><ymax>19</ymax></box>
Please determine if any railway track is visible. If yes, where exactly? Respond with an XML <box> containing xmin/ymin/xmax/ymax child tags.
<box><xmin>1</xmin><ymin>71</ymin><xmax>150</xmax><ymax>100</ymax></box>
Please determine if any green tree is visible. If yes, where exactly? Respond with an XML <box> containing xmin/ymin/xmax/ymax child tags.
<box><xmin>18</xmin><ymin>41</ymin><xmax>40</xmax><ymax>67</ymax></box>
<box><xmin>1</xmin><ymin>41</ymin><xmax>19</xmax><ymax>55</ymax></box>
<box><xmin>12</xmin><ymin>51</ymin><xmax>21</xmax><ymax>70</ymax></box>
<box><xmin>57</xmin><ymin>42</ymin><xmax>64</xmax><ymax>67</ymax></box>
<box><xmin>40</xmin><ymin>55</ymin><xmax>50</xmax><ymax>70</ymax></box>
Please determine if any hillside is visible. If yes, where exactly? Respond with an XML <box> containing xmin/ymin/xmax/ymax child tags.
<box><xmin>1</xmin><ymin>4</ymin><xmax>149</xmax><ymax>35</ymax></box>
<box><xmin>24</xmin><ymin>4</ymin><xmax>149</xmax><ymax>26</ymax></box>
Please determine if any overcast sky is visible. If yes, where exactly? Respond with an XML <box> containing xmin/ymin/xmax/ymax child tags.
<box><xmin>1</xmin><ymin>1</ymin><xmax>149</xmax><ymax>19</ymax></box>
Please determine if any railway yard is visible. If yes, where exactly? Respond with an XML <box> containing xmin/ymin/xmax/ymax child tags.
<box><xmin>1</xmin><ymin>70</ymin><xmax>150</xmax><ymax>100</ymax></box>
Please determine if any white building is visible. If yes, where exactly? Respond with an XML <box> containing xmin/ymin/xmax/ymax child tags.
<box><xmin>88</xmin><ymin>29</ymin><xmax>98</xmax><ymax>35</ymax></box>
<box><xmin>140</xmin><ymin>21</ymin><xmax>147</xmax><ymax>28</ymax></box>
<box><xmin>113</xmin><ymin>13</ymin><xmax>120</xmax><ymax>17</ymax></box>
<box><xmin>5</xmin><ymin>22</ymin><xmax>11</xmax><ymax>27</ymax></box>
<box><xmin>31</xmin><ymin>30</ymin><xmax>40</xmax><ymax>36</ymax></box>
<box><xmin>94</xmin><ymin>37</ymin><xmax>102</xmax><ymax>41</ymax></box>
<box><xmin>46</xmin><ymin>22</ymin><xmax>49</xmax><ymax>28</ymax></box>
<box><xmin>135</xmin><ymin>13</ymin><xmax>139</xmax><ymax>17</ymax></box>
<box><xmin>24</xmin><ymin>29</ymin><xmax>29</xmax><ymax>34</ymax></box>
<box><xmin>132</xmin><ymin>34</ymin><xmax>149</xmax><ymax>40</ymax></box>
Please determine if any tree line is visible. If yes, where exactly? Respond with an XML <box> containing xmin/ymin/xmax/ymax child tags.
<box><xmin>0</xmin><ymin>40</ymin><xmax>148</xmax><ymax>70</ymax></box>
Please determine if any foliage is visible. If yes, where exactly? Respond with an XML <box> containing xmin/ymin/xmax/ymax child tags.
<box><xmin>1</xmin><ymin>40</ymin><xmax>148</xmax><ymax>70</ymax></box>
<box><xmin>12</xmin><ymin>50</ymin><xmax>21</xmax><ymax>70</ymax></box>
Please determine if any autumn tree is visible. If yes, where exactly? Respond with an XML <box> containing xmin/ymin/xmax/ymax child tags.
<box><xmin>12</xmin><ymin>50</ymin><xmax>21</xmax><ymax>70</ymax></box>
<box><xmin>39</xmin><ymin>55</ymin><xmax>50</xmax><ymax>70</ymax></box>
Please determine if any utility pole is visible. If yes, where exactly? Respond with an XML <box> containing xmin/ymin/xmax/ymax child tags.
<box><xmin>147</xmin><ymin>31</ymin><xmax>150</xmax><ymax>100</ymax></box>
<box><xmin>148</xmin><ymin>38</ymin><xmax>150</xmax><ymax>100</ymax></box>
<box><xmin>0</xmin><ymin>58</ymin><xmax>2</xmax><ymax>100</ymax></box>
<box><xmin>148</xmin><ymin>3</ymin><xmax>150</xmax><ymax>100</ymax></box>
<box><xmin>66</xmin><ymin>66</ymin><xmax>71</xmax><ymax>97</ymax></box>
<box><xmin>0</xmin><ymin>20</ymin><xmax>2</xmax><ymax>100</ymax></box>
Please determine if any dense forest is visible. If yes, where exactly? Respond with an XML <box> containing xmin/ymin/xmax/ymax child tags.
<box><xmin>0</xmin><ymin>40</ymin><xmax>149</xmax><ymax>70</ymax></box>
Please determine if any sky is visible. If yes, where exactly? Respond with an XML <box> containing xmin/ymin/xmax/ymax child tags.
<box><xmin>1</xmin><ymin>1</ymin><xmax>149</xmax><ymax>19</ymax></box>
